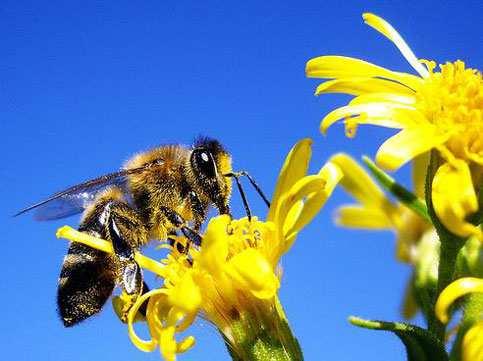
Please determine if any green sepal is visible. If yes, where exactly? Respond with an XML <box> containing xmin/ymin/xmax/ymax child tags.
<box><xmin>349</xmin><ymin>316</ymin><xmax>449</xmax><ymax>361</ymax></box>
<box><xmin>362</xmin><ymin>156</ymin><xmax>431</xmax><ymax>223</ymax></box>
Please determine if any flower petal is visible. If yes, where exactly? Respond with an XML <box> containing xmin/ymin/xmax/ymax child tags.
<box><xmin>275</xmin><ymin>175</ymin><xmax>326</xmax><ymax>232</ymax></box>
<box><xmin>128</xmin><ymin>289</ymin><xmax>168</xmax><ymax>352</ymax></box>
<box><xmin>362</xmin><ymin>13</ymin><xmax>429</xmax><ymax>78</ymax></box>
<box><xmin>225</xmin><ymin>248</ymin><xmax>279</xmax><ymax>299</ymax></box>
<box><xmin>285</xmin><ymin>162</ymin><xmax>342</xmax><ymax>239</ymax></box>
<box><xmin>315</xmin><ymin>77</ymin><xmax>415</xmax><ymax>96</ymax></box>
<box><xmin>321</xmin><ymin>103</ymin><xmax>416</xmax><ymax>134</ymax></box>
<box><xmin>349</xmin><ymin>92</ymin><xmax>416</xmax><ymax>106</ymax></box>
<box><xmin>462</xmin><ymin>321</ymin><xmax>483</xmax><ymax>361</ymax></box>
<box><xmin>306</xmin><ymin>55</ymin><xmax>422</xmax><ymax>90</ymax></box>
<box><xmin>432</xmin><ymin>160</ymin><xmax>480</xmax><ymax>238</ymax></box>
<box><xmin>412</xmin><ymin>152</ymin><xmax>430</xmax><ymax>198</ymax></box>
<box><xmin>375</xmin><ymin>126</ymin><xmax>449</xmax><ymax>171</ymax></box>
<box><xmin>336</xmin><ymin>206</ymin><xmax>394</xmax><ymax>229</ymax></box>
<box><xmin>267</xmin><ymin>139</ymin><xmax>312</xmax><ymax>221</ymax></box>
<box><xmin>330</xmin><ymin>153</ymin><xmax>390</xmax><ymax>207</ymax></box>
<box><xmin>435</xmin><ymin>277</ymin><xmax>483</xmax><ymax>324</ymax></box>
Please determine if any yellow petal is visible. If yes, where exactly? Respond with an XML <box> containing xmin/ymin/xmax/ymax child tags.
<box><xmin>306</xmin><ymin>56</ymin><xmax>422</xmax><ymax>90</ymax></box>
<box><xmin>432</xmin><ymin>161</ymin><xmax>480</xmax><ymax>238</ymax></box>
<box><xmin>284</xmin><ymin>162</ymin><xmax>342</xmax><ymax>239</ymax></box>
<box><xmin>267</xmin><ymin>138</ymin><xmax>312</xmax><ymax>221</ymax></box>
<box><xmin>349</xmin><ymin>92</ymin><xmax>416</xmax><ymax>106</ymax></box>
<box><xmin>159</xmin><ymin>325</ymin><xmax>177</xmax><ymax>361</ymax></box>
<box><xmin>462</xmin><ymin>321</ymin><xmax>483</xmax><ymax>361</ymax></box>
<box><xmin>329</xmin><ymin>153</ymin><xmax>389</xmax><ymax>207</ymax></box>
<box><xmin>176</xmin><ymin>336</ymin><xmax>196</xmax><ymax>354</ymax></box>
<box><xmin>321</xmin><ymin>103</ymin><xmax>415</xmax><ymax>134</ymax></box>
<box><xmin>412</xmin><ymin>152</ymin><xmax>430</xmax><ymax>198</ymax></box>
<box><xmin>401</xmin><ymin>274</ymin><xmax>418</xmax><ymax>319</ymax></box>
<box><xmin>375</xmin><ymin>126</ymin><xmax>449</xmax><ymax>171</ymax></box>
<box><xmin>336</xmin><ymin>206</ymin><xmax>393</xmax><ymax>229</ymax></box>
<box><xmin>435</xmin><ymin>277</ymin><xmax>483</xmax><ymax>324</ymax></box>
<box><xmin>315</xmin><ymin>77</ymin><xmax>415</xmax><ymax>96</ymax></box>
<box><xmin>225</xmin><ymin>248</ymin><xmax>279</xmax><ymax>299</ymax></box>
<box><xmin>128</xmin><ymin>289</ymin><xmax>168</xmax><ymax>352</ymax></box>
<box><xmin>363</xmin><ymin>13</ymin><xmax>429</xmax><ymax>78</ymax></box>
<box><xmin>275</xmin><ymin>175</ymin><xmax>326</xmax><ymax>232</ymax></box>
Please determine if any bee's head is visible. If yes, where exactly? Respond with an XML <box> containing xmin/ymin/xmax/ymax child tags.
<box><xmin>190</xmin><ymin>137</ymin><xmax>232</xmax><ymax>215</ymax></box>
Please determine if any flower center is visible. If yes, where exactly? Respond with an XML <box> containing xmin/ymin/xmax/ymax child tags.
<box><xmin>225</xmin><ymin>217</ymin><xmax>268</xmax><ymax>258</ymax></box>
<box><xmin>416</xmin><ymin>60</ymin><xmax>483</xmax><ymax>162</ymax></box>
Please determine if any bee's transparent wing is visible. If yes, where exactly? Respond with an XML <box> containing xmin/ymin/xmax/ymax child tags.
<box><xmin>15</xmin><ymin>165</ymin><xmax>151</xmax><ymax>221</ymax></box>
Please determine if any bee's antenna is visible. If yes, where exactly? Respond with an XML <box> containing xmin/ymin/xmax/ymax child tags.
<box><xmin>224</xmin><ymin>172</ymin><xmax>252</xmax><ymax>221</ymax></box>
<box><xmin>238</xmin><ymin>171</ymin><xmax>271</xmax><ymax>208</ymax></box>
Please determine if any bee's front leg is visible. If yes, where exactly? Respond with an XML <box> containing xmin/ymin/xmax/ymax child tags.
<box><xmin>159</xmin><ymin>206</ymin><xmax>202</xmax><ymax>251</ymax></box>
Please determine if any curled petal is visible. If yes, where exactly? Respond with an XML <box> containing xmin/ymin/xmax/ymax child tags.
<box><xmin>128</xmin><ymin>289</ymin><xmax>168</xmax><ymax>352</ymax></box>
<box><xmin>315</xmin><ymin>77</ymin><xmax>415</xmax><ymax>96</ymax></box>
<box><xmin>375</xmin><ymin>126</ymin><xmax>449</xmax><ymax>171</ymax></box>
<box><xmin>432</xmin><ymin>161</ymin><xmax>480</xmax><ymax>238</ymax></box>
<box><xmin>363</xmin><ymin>13</ymin><xmax>429</xmax><ymax>78</ymax></box>
<box><xmin>306</xmin><ymin>55</ymin><xmax>422</xmax><ymax>90</ymax></box>
<box><xmin>435</xmin><ymin>277</ymin><xmax>483</xmax><ymax>324</ymax></box>
<box><xmin>225</xmin><ymin>248</ymin><xmax>279</xmax><ymax>299</ymax></box>
<box><xmin>321</xmin><ymin>103</ymin><xmax>415</xmax><ymax>134</ymax></box>
<box><xmin>462</xmin><ymin>321</ymin><xmax>483</xmax><ymax>361</ymax></box>
<box><xmin>267</xmin><ymin>138</ymin><xmax>312</xmax><ymax>221</ymax></box>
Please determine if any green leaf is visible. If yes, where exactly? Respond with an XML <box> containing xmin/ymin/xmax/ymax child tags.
<box><xmin>349</xmin><ymin>316</ymin><xmax>449</xmax><ymax>361</ymax></box>
<box><xmin>362</xmin><ymin>156</ymin><xmax>431</xmax><ymax>223</ymax></box>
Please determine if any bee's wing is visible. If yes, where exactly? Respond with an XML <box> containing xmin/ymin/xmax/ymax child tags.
<box><xmin>15</xmin><ymin>164</ymin><xmax>154</xmax><ymax>221</ymax></box>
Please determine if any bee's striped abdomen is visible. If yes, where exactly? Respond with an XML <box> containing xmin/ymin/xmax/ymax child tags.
<box><xmin>57</xmin><ymin>242</ymin><xmax>115</xmax><ymax>327</ymax></box>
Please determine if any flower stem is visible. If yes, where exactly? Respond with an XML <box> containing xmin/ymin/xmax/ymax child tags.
<box><xmin>425</xmin><ymin>151</ymin><xmax>467</xmax><ymax>341</ymax></box>
<box><xmin>221</xmin><ymin>297</ymin><xmax>303</xmax><ymax>361</ymax></box>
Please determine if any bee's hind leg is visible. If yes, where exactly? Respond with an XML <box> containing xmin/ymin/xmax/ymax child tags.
<box><xmin>104</xmin><ymin>204</ymin><xmax>148</xmax><ymax>322</ymax></box>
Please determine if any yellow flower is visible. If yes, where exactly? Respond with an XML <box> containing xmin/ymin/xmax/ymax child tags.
<box><xmin>306</xmin><ymin>13</ymin><xmax>482</xmax><ymax>239</ymax></box>
<box><xmin>126</xmin><ymin>138</ymin><xmax>341</xmax><ymax>360</ymax></box>
<box><xmin>58</xmin><ymin>139</ymin><xmax>342</xmax><ymax>360</ymax></box>
<box><xmin>436</xmin><ymin>277</ymin><xmax>483</xmax><ymax>361</ymax></box>
<box><xmin>330</xmin><ymin>153</ymin><xmax>435</xmax><ymax>318</ymax></box>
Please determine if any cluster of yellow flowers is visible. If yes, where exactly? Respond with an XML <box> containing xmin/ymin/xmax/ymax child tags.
<box><xmin>57</xmin><ymin>12</ymin><xmax>481</xmax><ymax>361</ymax></box>
<box><xmin>306</xmin><ymin>12</ymin><xmax>482</xmax><ymax>361</ymax></box>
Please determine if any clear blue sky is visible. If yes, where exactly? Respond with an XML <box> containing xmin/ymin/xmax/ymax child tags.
<box><xmin>1</xmin><ymin>1</ymin><xmax>481</xmax><ymax>360</ymax></box>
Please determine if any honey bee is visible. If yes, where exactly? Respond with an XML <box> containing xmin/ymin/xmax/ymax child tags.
<box><xmin>16</xmin><ymin>137</ymin><xmax>269</xmax><ymax>327</ymax></box>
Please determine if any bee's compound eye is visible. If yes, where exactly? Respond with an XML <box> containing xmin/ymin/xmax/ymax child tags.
<box><xmin>193</xmin><ymin>149</ymin><xmax>217</xmax><ymax>178</ymax></box>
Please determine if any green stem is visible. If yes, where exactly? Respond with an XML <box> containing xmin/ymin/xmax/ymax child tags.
<box><xmin>425</xmin><ymin>151</ymin><xmax>467</xmax><ymax>341</ymax></box>
<box><xmin>220</xmin><ymin>297</ymin><xmax>303</xmax><ymax>361</ymax></box>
